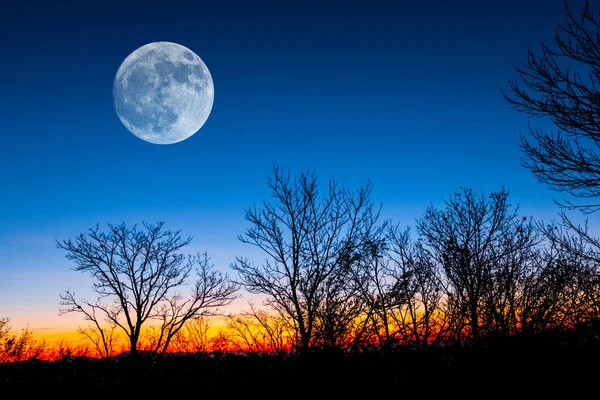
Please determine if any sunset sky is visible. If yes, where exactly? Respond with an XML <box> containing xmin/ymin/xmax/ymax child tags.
<box><xmin>0</xmin><ymin>0</ymin><xmax>587</xmax><ymax>340</ymax></box>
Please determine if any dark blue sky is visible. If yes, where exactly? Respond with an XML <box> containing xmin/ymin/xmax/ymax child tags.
<box><xmin>0</xmin><ymin>0</ymin><xmax>585</xmax><ymax>330</ymax></box>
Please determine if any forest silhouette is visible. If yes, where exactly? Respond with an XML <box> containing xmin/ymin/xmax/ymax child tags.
<box><xmin>2</xmin><ymin>0</ymin><xmax>600</xmax><ymax>394</ymax></box>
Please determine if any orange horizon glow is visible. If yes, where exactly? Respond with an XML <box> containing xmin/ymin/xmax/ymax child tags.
<box><xmin>3</xmin><ymin>304</ymin><xmax>596</xmax><ymax>363</ymax></box>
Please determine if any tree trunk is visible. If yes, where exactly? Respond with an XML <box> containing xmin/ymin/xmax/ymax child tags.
<box><xmin>470</xmin><ymin>304</ymin><xmax>480</xmax><ymax>346</ymax></box>
<box><xmin>130</xmin><ymin>334</ymin><xmax>139</xmax><ymax>358</ymax></box>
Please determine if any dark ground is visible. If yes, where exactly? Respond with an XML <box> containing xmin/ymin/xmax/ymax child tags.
<box><xmin>1</xmin><ymin>332</ymin><xmax>598</xmax><ymax>396</ymax></box>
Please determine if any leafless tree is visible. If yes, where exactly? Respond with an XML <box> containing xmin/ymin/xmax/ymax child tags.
<box><xmin>0</xmin><ymin>320</ymin><xmax>46</xmax><ymax>363</ymax></box>
<box><xmin>386</xmin><ymin>227</ymin><xmax>446</xmax><ymax>348</ymax></box>
<box><xmin>505</xmin><ymin>0</ymin><xmax>600</xmax><ymax>344</ymax></box>
<box><xmin>232</xmin><ymin>166</ymin><xmax>385</xmax><ymax>352</ymax></box>
<box><xmin>50</xmin><ymin>339</ymin><xmax>92</xmax><ymax>360</ymax></box>
<box><xmin>312</xmin><ymin>249</ymin><xmax>367</xmax><ymax>351</ymax></box>
<box><xmin>503</xmin><ymin>0</ymin><xmax>600</xmax><ymax>336</ymax></box>
<box><xmin>504</xmin><ymin>0</ymin><xmax>600</xmax><ymax>214</ymax></box>
<box><xmin>416</xmin><ymin>187</ymin><xmax>538</xmax><ymax>344</ymax></box>
<box><xmin>169</xmin><ymin>316</ymin><xmax>213</xmax><ymax>354</ymax></box>
<box><xmin>350</xmin><ymin>238</ymin><xmax>403</xmax><ymax>349</ymax></box>
<box><xmin>226</xmin><ymin>305</ymin><xmax>292</xmax><ymax>355</ymax></box>
<box><xmin>57</xmin><ymin>222</ymin><xmax>239</xmax><ymax>357</ymax></box>
<box><xmin>517</xmin><ymin>223</ymin><xmax>600</xmax><ymax>333</ymax></box>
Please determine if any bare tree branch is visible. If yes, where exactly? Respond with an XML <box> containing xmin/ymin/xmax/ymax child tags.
<box><xmin>57</xmin><ymin>222</ymin><xmax>239</xmax><ymax>357</ymax></box>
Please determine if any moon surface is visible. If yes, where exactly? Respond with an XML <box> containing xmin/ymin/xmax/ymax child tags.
<box><xmin>113</xmin><ymin>42</ymin><xmax>214</xmax><ymax>145</ymax></box>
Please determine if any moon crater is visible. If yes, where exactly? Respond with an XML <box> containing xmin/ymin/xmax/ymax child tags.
<box><xmin>113</xmin><ymin>42</ymin><xmax>214</xmax><ymax>145</ymax></box>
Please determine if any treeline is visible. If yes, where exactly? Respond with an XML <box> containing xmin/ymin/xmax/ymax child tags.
<box><xmin>3</xmin><ymin>167</ymin><xmax>599</xmax><ymax>362</ymax></box>
<box><xmin>225</xmin><ymin>168</ymin><xmax>600</xmax><ymax>354</ymax></box>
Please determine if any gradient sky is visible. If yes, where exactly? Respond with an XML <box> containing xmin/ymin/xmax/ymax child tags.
<box><xmin>0</xmin><ymin>0</ymin><xmax>588</xmax><ymax>334</ymax></box>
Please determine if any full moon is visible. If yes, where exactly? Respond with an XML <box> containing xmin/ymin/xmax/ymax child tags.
<box><xmin>113</xmin><ymin>42</ymin><xmax>214</xmax><ymax>145</ymax></box>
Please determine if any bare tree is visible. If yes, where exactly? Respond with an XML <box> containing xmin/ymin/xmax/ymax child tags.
<box><xmin>312</xmin><ymin>246</ymin><xmax>368</xmax><ymax>351</ymax></box>
<box><xmin>0</xmin><ymin>320</ymin><xmax>46</xmax><ymax>363</ymax></box>
<box><xmin>232</xmin><ymin>166</ymin><xmax>384</xmax><ymax>352</ymax></box>
<box><xmin>169</xmin><ymin>316</ymin><xmax>213</xmax><ymax>354</ymax></box>
<box><xmin>504</xmin><ymin>0</ymin><xmax>600</xmax><ymax>214</ymax></box>
<box><xmin>416</xmin><ymin>187</ymin><xmax>537</xmax><ymax>344</ymax></box>
<box><xmin>226</xmin><ymin>305</ymin><xmax>292</xmax><ymax>355</ymax></box>
<box><xmin>503</xmin><ymin>0</ymin><xmax>600</xmax><ymax>334</ymax></box>
<box><xmin>386</xmin><ymin>227</ymin><xmax>446</xmax><ymax>348</ymax></box>
<box><xmin>50</xmin><ymin>339</ymin><xmax>92</xmax><ymax>360</ymax></box>
<box><xmin>518</xmin><ymin>223</ymin><xmax>600</xmax><ymax>333</ymax></box>
<box><xmin>57</xmin><ymin>222</ymin><xmax>239</xmax><ymax>357</ymax></box>
<box><xmin>349</xmin><ymin>239</ymin><xmax>398</xmax><ymax>349</ymax></box>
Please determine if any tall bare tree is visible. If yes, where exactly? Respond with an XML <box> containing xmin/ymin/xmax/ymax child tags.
<box><xmin>504</xmin><ymin>0</ymin><xmax>600</xmax><ymax>327</ymax></box>
<box><xmin>57</xmin><ymin>222</ymin><xmax>239</xmax><ymax>357</ymax></box>
<box><xmin>416</xmin><ymin>187</ymin><xmax>537</xmax><ymax>344</ymax></box>
<box><xmin>232</xmin><ymin>166</ymin><xmax>384</xmax><ymax>352</ymax></box>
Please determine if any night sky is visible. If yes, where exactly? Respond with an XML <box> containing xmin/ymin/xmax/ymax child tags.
<box><xmin>0</xmin><ymin>0</ymin><xmax>583</xmax><ymax>333</ymax></box>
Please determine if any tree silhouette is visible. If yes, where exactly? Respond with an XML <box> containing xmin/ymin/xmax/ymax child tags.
<box><xmin>169</xmin><ymin>316</ymin><xmax>214</xmax><ymax>354</ymax></box>
<box><xmin>519</xmin><ymin>224</ymin><xmax>600</xmax><ymax>333</ymax></box>
<box><xmin>386</xmin><ymin>226</ymin><xmax>446</xmax><ymax>348</ymax></box>
<box><xmin>57</xmin><ymin>222</ymin><xmax>239</xmax><ymax>357</ymax></box>
<box><xmin>232</xmin><ymin>166</ymin><xmax>385</xmax><ymax>352</ymax></box>
<box><xmin>226</xmin><ymin>305</ymin><xmax>292</xmax><ymax>355</ymax></box>
<box><xmin>416</xmin><ymin>187</ymin><xmax>538</xmax><ymax>344</ymax></box>
<box><xmin>0</xmin><ymin>318</ymin><xmax>46</xmax><ymax>363</ymax></box>
<box><xmin>504</xmin><ymin>0</ymin><xmax>600</xmax><ymax>322</ymax></box>
<box><xmin>504</xmin><ymin>0</ymin><xmax>600</xmax><ymax>214</ymax></box>
<box><xmin>349</xmin><ymin>239</ymin><xmax>398</xmax><ymax>349</ymax></box>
